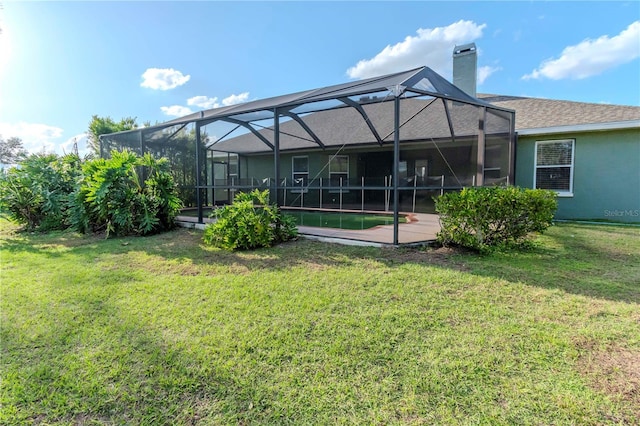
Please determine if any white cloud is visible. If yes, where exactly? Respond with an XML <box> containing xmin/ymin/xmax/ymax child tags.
<box><xmin>160</xmin><ymin>105</ymin><xmax>194</xmax><ymax>117</ymax></box>
<box><xmin>0</xmin><ymin>121</ymin><xmax>63</xmax><ymax>154</ymax></box>
<box><xmin>478</xmin><ymin>65</ymin><xmax>502</xmax><ymax>84</ymax></box>
<box><xmin>185</xmin><ymin>92</ymin><xmax>250</xmax><ymax>111</ymax></box>
<box><xmin>222</xmin><ymin>92</ymin><xmax>250</xmax><ymax>106</ymax></box>
<box><xmin>165</xmin><ymin>92</ymin><xmax>250</xmax><ymax>119</ymax></box>
<box><xmin>187</xmin><ymin>95</ymin><xmax>219</xmax><ymax>109</ymax></box>
<box><xmin>523</xmin><ymin>21</ymin><xmax>640</xmax><ymax>80</ymax></box>
<box><xmin>346</xmin><ymin>20</ymin><xmax>486</xmax><ymax>79</ymax></box>
<box><xmin>141</xmin><ymin>68</ymin><xmax>191</xmax><ymax>90</ymax></box>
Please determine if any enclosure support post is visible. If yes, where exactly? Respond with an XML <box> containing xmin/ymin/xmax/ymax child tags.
<box><xmin>412</xmin><ymin>177</ymin><xmax>417</xmax><ymax>213</ymax></box>
<box><xmin>361</xmin><ymin>176</ymin><xmax>365</xmax><ymax>212</ymax></box>
<box><xmin>195</xmin><ymin>122</ymin><xmax>203</xmax><ymax>223</ymax></box>
<box><xmin>476</xmin><ymin>106</ymin><xmax>486</xmax><ymax>187</ymax></box>
<box><xmin>274</xmin><ymin>109</ymin><xmax>281</xmax><ymax>206</ymax></box>
<box><xmin>509</xmin><ymin>117</ymin><xmax>517</xmax><ymax>187</ymax></box>
<box><xmin>393</xmin><ymin>94</ymin><xmax>400</xmax><ymax>245</ymax></box>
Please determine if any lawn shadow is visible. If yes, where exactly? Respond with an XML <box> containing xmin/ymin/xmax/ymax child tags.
<box><xmin>1</xmin><ymin>283</ymin><xmax>251</xmax><ymax>424</ymax></box>
<box><xmin>3</xmin><ymin>223</ymin><xmax>638</xmax><ymax>304</ymax></box>
<box><xmin>449</xmin><ymin>223</ymin><xmax>640</xmax><ymax>304</ymax></box>
<box><xmin>135</xmin><ymin>225</ymin><xmax>640</xmax><ymax>304</ymax></box>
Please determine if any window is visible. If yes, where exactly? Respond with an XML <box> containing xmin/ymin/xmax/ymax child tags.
<box><xmin>292</xmin><ymin>156</ymin><xmax>308</xmax><ymax>193</ymax></box>
<box><xmin>534</xmin><ymin>139</ymin><xmax>574</xmax><ymax>196</ymax></box>
<box><xmin>329</xmin><ymin>155</ymin><xmax>349</xmax><ymax>189</ymax></box>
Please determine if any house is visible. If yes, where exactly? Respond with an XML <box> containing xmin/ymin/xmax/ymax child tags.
<box><xmin>480</xmin><ymin>94</ymin><xmax>640</xmax><ymax>223</ymax></box>
<box><xmin>101</xmin><ymin>44</ymin><xmax>639</xmax><ymax>248</ymax></box>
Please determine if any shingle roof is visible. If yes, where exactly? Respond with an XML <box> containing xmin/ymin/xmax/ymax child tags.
<box><xmin>478</xmin><ymin>94</ymin><xmax>640</xmax><ymax>131</ymax></box>
<box><xmin>209</xmin><ymin>98</ymin><xmax>510</xmax><ymax>154</ymax></box>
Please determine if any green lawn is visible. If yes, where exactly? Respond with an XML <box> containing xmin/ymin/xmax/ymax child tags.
<box><xmin>1</xmin><ymin>220</ymin><xmax>638</xmax><ymax>425</ymax></box>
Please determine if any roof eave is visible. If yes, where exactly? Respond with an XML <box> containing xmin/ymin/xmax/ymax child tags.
<box><xmin>516</xmin><ymin>120</ymin><xmax>640</xmax><ymax>136</ymax></box>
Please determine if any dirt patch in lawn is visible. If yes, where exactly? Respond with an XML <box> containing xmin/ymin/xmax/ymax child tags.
<box><xmin>575</xmin><ymin>339</ymin><xmax>640</xmax><ymax>421</ymax></box>
<box><xmin>381</xmin><ymin>245</ymin><xmax>472</xmax><ymax>271</ymax></box>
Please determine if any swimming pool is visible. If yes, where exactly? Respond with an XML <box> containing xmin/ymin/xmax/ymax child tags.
<box><xmin>283</xmin><ymin>209</ymin><xmax>407</xmax><ymax>230</ymax></box>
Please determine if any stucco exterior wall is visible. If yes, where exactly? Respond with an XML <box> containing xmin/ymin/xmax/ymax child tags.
<box><xmin>515</xmin><ymin>128</ymin><xmax>640</xmax><ymax>223</ymax></box>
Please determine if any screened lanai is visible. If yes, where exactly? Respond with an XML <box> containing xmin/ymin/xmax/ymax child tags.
<box><xmin>100</xmin><ymin>66</ymin><xmax>515</xmax><ymax>245</ymax></box>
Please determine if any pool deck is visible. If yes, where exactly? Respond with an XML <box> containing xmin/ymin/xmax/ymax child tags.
<box><xmin>296</xmin><ymin>212</ymin><xmax>440</xmax><ymax>246</ymax></box>
<box><xmin>176</xmin><ymin>211</ymin><xmax>441</xmax><ymax>247</ymax></box>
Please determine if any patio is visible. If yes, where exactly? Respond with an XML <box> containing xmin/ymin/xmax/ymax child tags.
<box><xmin>176</xmin><ymin>211</ymin><xmax>441</xmax><ymax>247</ymax></box>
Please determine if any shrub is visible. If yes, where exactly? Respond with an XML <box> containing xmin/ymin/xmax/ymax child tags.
<box><xmin>203</xmin><ymin>189</ymin><xmax>297</xmax><ymax>250</ymax></box>
<box><xmin>0</xmin><ymin>153</ymin><xmax>83</xmax><ymax>231</ymax></box>
<box><xmin>75</xmin><ymin>150</ymin><xmax>182</xmax><ymax>237</ymax></box>
<box><xmin>435</xmin><ymin>186</ymin><xmax>557</xmax><ymax>252</ymax></box>
<box><xmin>1</xmin><ymin>150</ymin><xmax>181</xmax><ymax>237</ymax></box>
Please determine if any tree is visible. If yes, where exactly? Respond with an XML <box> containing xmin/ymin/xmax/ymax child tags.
<box><xmin>87</xmin><ymin>115</ymin><xmax>138</xmax><ymax>155</ymax></box>
<box><xmin>0</xmin><ymin>135</ymin><xmax>28</xmax><ymax>165</ymax></box>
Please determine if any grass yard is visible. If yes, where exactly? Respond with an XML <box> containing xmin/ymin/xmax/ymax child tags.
<box><xmin>1</xmin><ymin>220</ymin><xmax>638</xmax><ymax>425</ymax></box>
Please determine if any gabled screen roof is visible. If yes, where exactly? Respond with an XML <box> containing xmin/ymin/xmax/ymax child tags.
<box><xmin>158</xmin><ymin>66</ymin><xmax>501</xmax><ymax>129</ymax></box>
<box><xmin>101</xmin><ymin>66</ymin><xmax>514</xmax><ymax>157</ymax></box>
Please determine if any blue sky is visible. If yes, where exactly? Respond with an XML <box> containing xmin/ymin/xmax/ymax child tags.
<box><xmin>1</xmin><ymin>1</ymin><xmax>639</xmax><ymax>155</ymax></box>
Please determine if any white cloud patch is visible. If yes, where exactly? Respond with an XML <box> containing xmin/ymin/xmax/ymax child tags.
<box><xmin>0</xmin><ymin>121</ymin><xmax>63</xmax><ymax>154</ymax></box>
<box><xmin>141</xmin><ymin>68</ymin><xmax>191</xmax><ymax>90</ymax></box>
<box><xmin>160</xmin><ymin>105</ymin><xmax>194</xmax><ymax>117</ymax></box>
<box><xmin>166</xmin><ymin>92</ymin><xmax>250</xmax><ymax>118</ymax></box>
<box><xmin>222</xmin><ymin>92</ymin><xmax>250</xmax><ymax>106</ymax></box>
<box><xmin>523</xmin><ymin>21</ymin><xmax>640</xmax><ymax>80</ymax></box>
<box><xmin>187</xmin><ymin>96</ymin><xmax>219</xmax><ymax>109</ymax></box>
<box><xmin>346</xmin><ymin>20</ymin><xmax>486</xmax><ymax>79</ymax></box>
<box><xmin>478</xmin><ymin>65</ymin><xmax>502</xmax><ymax>84</ymax></box>
<box><xmin>185</xmin><ymin>92</ymin><xmax>250</xmax><ymax>111</ymax></box>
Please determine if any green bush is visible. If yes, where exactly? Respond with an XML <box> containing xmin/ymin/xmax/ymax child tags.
<box><xmin>203</xmin><ymin>189</ymin><xmax>297</xmax><ymax>250</ymax></box>
<box><xmin>75</xmin><ymin>150</ymin><xmax>182</xmax><ymax>237</ymax></box>
<box><xmin>435</xmin><ymin>186</ymin><xmax>557</xmax><ymax>252</ymax></box>
<box><xmin>1</xmin><ymin>150</ymin><xmax>181</xmax><ymax>237</ymax></box>
<box><xmin>0</xmin><ymin>153</ymin><xmax>83</xmax><ymax>231</ymax></box>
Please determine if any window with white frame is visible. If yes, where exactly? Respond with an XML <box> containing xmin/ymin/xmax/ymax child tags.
<box><xmin>534</xmin><ymin>139</ymin><xmax>574</xmax><ymax>196</ymax></box>
<box><xmin>292</xmin><ymin>156</ymin><xmax>308</xmax><ymax>193</ymax></box>
<box><xmin>329</xmin><ymin>155</ymin><xmax>349</xmax><ymax>188</ymax></box>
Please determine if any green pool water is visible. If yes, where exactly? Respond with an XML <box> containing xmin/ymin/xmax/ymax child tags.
<box><xmin>179</xmin><ymin>208</ymin><xmax>406</xmax><ymax>230</ymax></box>
<box><xmin>284</xmin><ymin>210</ymin><xmax>406</xmax><ymax>230</ymax></box>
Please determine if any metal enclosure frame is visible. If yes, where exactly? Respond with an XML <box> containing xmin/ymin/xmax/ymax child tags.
<box><xmin>100</xmin><ymin>66</ymin><xmax>515</xmax><ymax>245</ymax></box>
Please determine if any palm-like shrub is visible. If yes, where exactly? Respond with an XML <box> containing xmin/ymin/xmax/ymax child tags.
<box><xmin>75</xmin><ymin>150</ymin><xmax>182</xmax><ymax>236</ymax></box>
<box><xmin>0</xmin><ymin>153</ymin><xmax>82</xmax><ymax>231</ymax></box>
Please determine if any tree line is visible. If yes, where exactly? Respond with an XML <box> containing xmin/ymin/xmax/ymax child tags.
<box><xmin>1</xmin><ymin>115</ymin><xmax>141</xmax><ymax>165</ymax></box>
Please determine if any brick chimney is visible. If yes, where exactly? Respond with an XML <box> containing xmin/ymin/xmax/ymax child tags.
<box><xmin>453</xmin><ymin>43</ymin><xmax>477</xmax><ymax>97</ymax></box>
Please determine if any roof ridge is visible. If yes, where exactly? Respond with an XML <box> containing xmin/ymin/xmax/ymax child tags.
<box><xmin>480</xmin><ymin>93</ymin><xmax>640</xmax><ymax>109</ymax></box>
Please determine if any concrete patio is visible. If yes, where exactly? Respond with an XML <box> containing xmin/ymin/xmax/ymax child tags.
<box><xmin>176</xmin><ymin>212</ymin><xmax>441</xmax><ymax>247</ymax></box>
